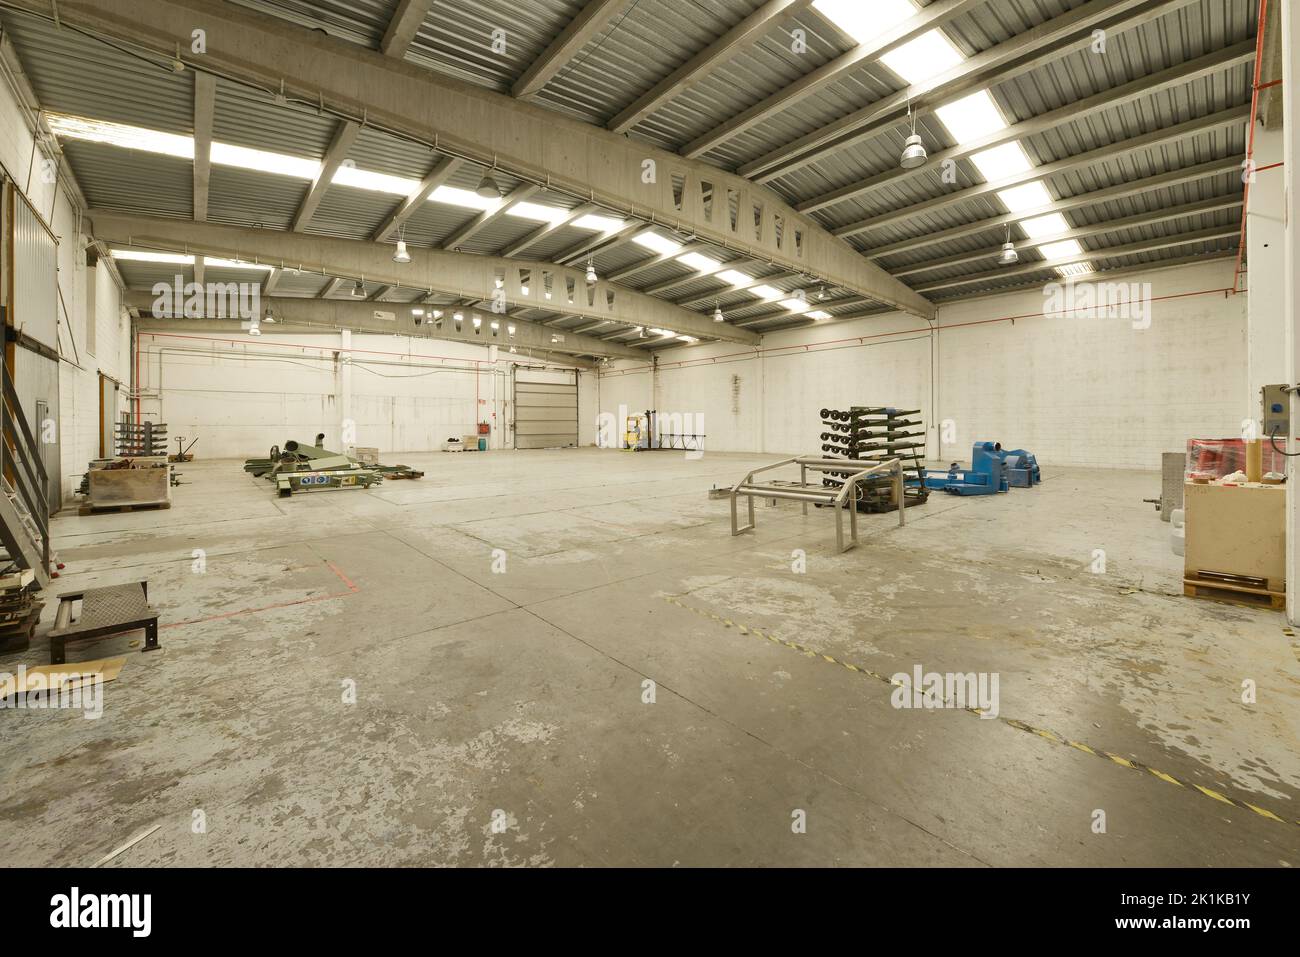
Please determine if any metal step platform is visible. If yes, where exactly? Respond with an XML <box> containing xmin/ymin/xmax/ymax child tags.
<box><xmin>48</xmin><ymin>581</ymin><xmax>160</xmax><ymax>665</ymax></box>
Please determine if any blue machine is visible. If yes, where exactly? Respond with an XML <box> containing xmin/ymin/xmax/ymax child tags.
<box><xmin>924</xmin><ymin>442</ymin><xmax>1042</xmax><ymax>495</ymax></box>
<box><xmin>997</xmin><ymin>447</ymin><xmax>1041</xmax><ymax>487</ymax></box>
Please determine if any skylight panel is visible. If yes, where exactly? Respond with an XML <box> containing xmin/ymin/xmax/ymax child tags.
<box><xmin>997</xmin><ymin>181</ymin><xmax>1052</xmax><ymax>212</ymax></box>
<box><xmin>632</xmin><ymin>232</ymin><xmax>683</xmax><ymax>256</ymax></box>
<box><xmin>332</xmin><ymin>164</ymin><xmax>420</xmax><ymax>195</ymax></box>
<box><xmin>807</xmin><ymin>310</ymin><xmax>832</xmax><ymax>320</ymax></box>
<box><xmin>969</xmin><ymin>142</ymin><xmax>1034</xmax><ymax>182</ymax></box>
<box><xmin>780</xmin><ymin>298</ymin><xmax>811</xmax><ymax>313</ymax></box>
<box><xmin>46</xmin><ymin>113</ymin><xmax>193</xmax><ymax>159</ymax></box>
<box><xmin>1019</xmin><ymin>213</ymin><xmax>1070</xmax><ymax>239</ymax></box>
<box><xmin>718</xmin><ymin>269</ymin><xmax>754</xmax><ymax>287</ymax></box>
<box><xmin>211</xmin><ymin>142</ymin><xmax>319</xmax><ymax>180</ymax></box>
<box><xmin>812</xmin><ymin>0</ymin><xmax>916</xmax><ymax>45</ymax></box>
<box><xmin>678</xmin><ymin>252</ymin><xmax>722</xmax><ymax>274</ymax></box>
<box><xmin>572</xmin><ymin>213</ymin><xmax>625</xmax><ymax>233</ymax></box>
<box><xmin>111</xmin><ymin>249</ymin><xmax>193</xmax><ymax>264</ymax></box>
<box><xmin>1057</xmin><ymin>262</ymin><xmax>1095</xmax><ymax>278</ymax></box>
<box><xmin>881</xmin><ymin>30</ymin><xmax>963</xmax><ymax>85</ymax></box>
<box><xmin>430</xmin><ymin>185</ymin><xmax>501</xmax><ymax>211</ymax></box>
<box><xmin>507</xmin><ymin>201</ymin><xmax>571</xmax><ymax>224</ymax></box>
<box><xmin>934</xmin><ymin>91</ymin><xmax>1007</xmax><ymax>143</ymax></box>
<box><xmin>751</xmin><ymin>285</ymin><xmax>784</xmax><ymax>301</ymax></box>
<box><xmin>1040</xmin><ymin>239</ymin><xmax>1084</xmax><ymax>261</ymax></box>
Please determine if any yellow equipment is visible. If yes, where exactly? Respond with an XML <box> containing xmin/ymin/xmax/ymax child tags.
<box><xmin>623</xmin><ymin>415</ymin><xmax>646</xmax><ymax>451</ymax></box>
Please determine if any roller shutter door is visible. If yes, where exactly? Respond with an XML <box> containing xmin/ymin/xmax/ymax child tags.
<box><xmin>514</xmin><ymin>368</ymin><xmax>577</xmax><ymax>449</ymax></box>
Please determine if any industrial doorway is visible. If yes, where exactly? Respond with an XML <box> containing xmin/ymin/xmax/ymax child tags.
<box><xmin>513</xmin><ymin>368</ymin><xmax>578</xmax><ymax>449</ymax></box>
<box><xmin>98</xmin><ymin>373</ymin><xmax>119</xmax><ymax>458</ymax></box>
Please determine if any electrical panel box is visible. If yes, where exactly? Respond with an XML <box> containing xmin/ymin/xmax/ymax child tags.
<box><xmin>1261</xmin><ymin>383</ymin><xmax>1289</xmax><ymax>439</ymax></box>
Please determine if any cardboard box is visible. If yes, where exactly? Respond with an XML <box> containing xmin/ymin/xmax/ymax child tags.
<box><xmin>1183</xmin><ymin>482</ymin><xmax>1285</xmax><ymax>590</ymax></box>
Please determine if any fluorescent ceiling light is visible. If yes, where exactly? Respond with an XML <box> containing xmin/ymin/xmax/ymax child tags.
<box><xmin>46</xmin><ymin>113</ymin><xmax>193</xmax><ymax>159</ymax></box>
<box><xmin>807</xmin><ymin>310</ymin><xmax>832</xmax><ymax>320</ymax></box>
<box><xmin>632</xmin><ymin>232</ymin><xmax>683</xmax><ymax>256</ymax></box>
<box><xmin>970</xmin><ymin>142</ymin><xmax>1034</xmax><ymax>182</ymax></box>
<box><xmin>934</xmin><ymin>91</ymin><xmax>1006</xmax><ymax>143</ymax></box>
<box><xmin>572</xmin><ymin>213</ymin><xmax>625</xmax><ymax>233</ymax></box>
<box><xmin>678</xmin><ymin>252</ymin><xmax>721</xmax><ymax>274</ymax></box>
<box><xmin>332</xmin><ymin>164</ymin><xmax>419</xmax><ymax>195</ymax></box>
<box><xmin>751</xmin><ymin>284</ymin><xmax>784</xmax><ymax>301</ymax></box>
<box><xmin>430</xmin><ymin>185</ymin><xmax>500</xmax><ymax>211</ymax></box>
<box><xmin>507</xmin><ymin>201</ymin><xmax>571</xmax><ymax>224</ymax></box>
<box><xmin>812</xmin><ymin>0</ymin><xmax>916</xmax><ymax>45</ymax></box>
<box><xmin>1040</xmin><ymin>239</ymin><xmax>1084</xmax><ymax>261</ymax></box>
<box><xmin>49</xmin><ymin>112</ymin><xmax>450</xmax><ymax>204</ymax></box>
<box><xmin>997</xmin><ymin>181</ymin><xmax>1052</xmax><ymax>212</ymax></box>
<box><xmin>881</xmin><ymin>30</ymin><xmax>963</xmax><ymax>85</ymax></box>
<box><xmin>1019</xmin><ymin>213</ymin><xmax>1070</xmax><ymax>239</ymax></box>
<box><xmin>204</xmin><ymin>257</ymin><xmax>275</xmax><ymax>271</ymax></box>
<box><xmin>211</xmin><ymin>142</ymin><xmax>319</xmax><ymax>180</ymax></box>
<box><xmin>110</xmin><ymin>249</ymin><xmax>193</xmax><ymax>264</ymax></box>
<box><xmin>1057</xmin><ymin>262</ymin><xmax>1095</xmax><ymax>278</ymax></box>
<box><xmin>717</xmin><ymin>269</ymin><xmax>753</xmax><ymax>287</ymax></box>
<box><xmin>109</xmin><ymin>248</ymin><xmax>273</xmax><ymax>270</ymax></box>
<box><xmin>780</xmin><ymin>298</ymin><xmax>811</xmax><ymax>313</ymax></box>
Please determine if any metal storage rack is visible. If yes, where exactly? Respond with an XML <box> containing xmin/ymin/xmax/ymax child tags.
<box><xmin>114</xmin><ymin>420</ymin><xmax>168</xmax><ymax>457</ymax></box>
<box><xmin>818</xmin><ymin>406</ymin><xmax>930</xmax><ymax>511</ymax></box>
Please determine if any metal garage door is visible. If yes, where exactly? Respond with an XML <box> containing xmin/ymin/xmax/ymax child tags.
<box><xmin>514</xmin><ymin>368</ymin><xmax>578</xmax><ymax>449</ymax></box>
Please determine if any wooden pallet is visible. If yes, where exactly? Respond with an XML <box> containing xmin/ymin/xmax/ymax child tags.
<box><xmin>79</xmin><ymin>501</ymin><xmax>172</xmax><ymax>516</ymax></box>
<box><xmin>1183</xmin><ymin>574</ymin><xmax>1285</xmax><ymax>610</ymax></box>
<box><xmin>0</xmin><ymin>600</ymin><xmax>44</xmax><ymax>654</ymax></box>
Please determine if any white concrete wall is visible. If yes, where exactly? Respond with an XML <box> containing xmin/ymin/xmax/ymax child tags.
<box><xmin>594</xmin><ymin>359</ymin><xmax>653</xmax><ymax>447</ymax></box>
<box><xmin>603</xmin><ymin>260</ymin><xmax>1247</xmax><ymax>470</ymax></box>
<box><xmin>935</xmin><ymin>260</ymin><xmax>1246</xmax><ymax>470</ymax></box>
<box><xmin>137</xmin><ymin>329</ymin><xmax>593</xmax><ymax>458</ymax></box>
<box><xmin>0</xmin><ymin>69</ymin><xmax>128</xmax><ymax>506</ymax></box>
<box><xmin>1247</xmin><ymin>124</ymin><xmax>1286</xmax><ymax>412</ymax></box>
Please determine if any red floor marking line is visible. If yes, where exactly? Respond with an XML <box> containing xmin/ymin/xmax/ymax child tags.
<box><xmin>161</xmin><ymin>561</ymin><xmax>361</xmax><ymax>630</ymax></box>
<box><xmin>326</xmin><ymin>560</ymin><xmax>360</xmax><ymax>593</ymax></box>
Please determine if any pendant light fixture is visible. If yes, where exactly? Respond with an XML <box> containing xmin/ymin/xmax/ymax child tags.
<box><xmin>899</xmin><ymin>100</ymin><xmax>927</xmax><ymax>170</ymax></box>
<box><xmin>476</xmin><ymin>165</ymin><xmax>502</xmax><ymax>199</ymax></box>
<box><xmin>998</xmin><ymin>224</ymin><xmax>1019</xmax><ymax>265</ymax></box>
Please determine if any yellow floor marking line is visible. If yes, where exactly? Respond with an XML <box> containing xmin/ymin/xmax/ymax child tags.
<box><xmin>663</xmin><ymin>594</ymin><xmax>1299</xmax><ymax>829</ymax></box>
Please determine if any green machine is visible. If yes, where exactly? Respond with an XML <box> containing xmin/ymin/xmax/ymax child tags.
<box><xmin>244</xmin><ymin>435</ymin><xmax>424</xmax><ymax>497</ymax></box>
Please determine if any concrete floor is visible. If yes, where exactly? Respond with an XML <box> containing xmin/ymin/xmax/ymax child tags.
<box><xmin>2</xmin><ymin>449</ymin><xmax>1298</xmax><ymax>866</ymax></box>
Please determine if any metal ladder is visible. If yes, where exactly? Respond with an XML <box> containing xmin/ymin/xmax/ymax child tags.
<box><xmin>0</xmin><ymin>355</ymin><xmax>52</xmax><ymax>588</ymax></box>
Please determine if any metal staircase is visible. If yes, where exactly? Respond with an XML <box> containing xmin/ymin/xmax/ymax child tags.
<box><xmin>0</xmin><ymin>357</ymin><xmax>50</xmax><ymax>589</ymax></box>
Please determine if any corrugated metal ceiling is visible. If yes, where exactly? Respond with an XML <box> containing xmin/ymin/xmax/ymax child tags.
<box><xmin>0</xmin><ymin>0</ymin><xmax>1259</xmax><ymax>340</ymax></box>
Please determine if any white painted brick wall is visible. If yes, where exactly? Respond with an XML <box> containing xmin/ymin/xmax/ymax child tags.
<box><xmin>600</xmin><ymin>261</ymin><xmax>1246</xmax><ymax>470</ymax></box>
